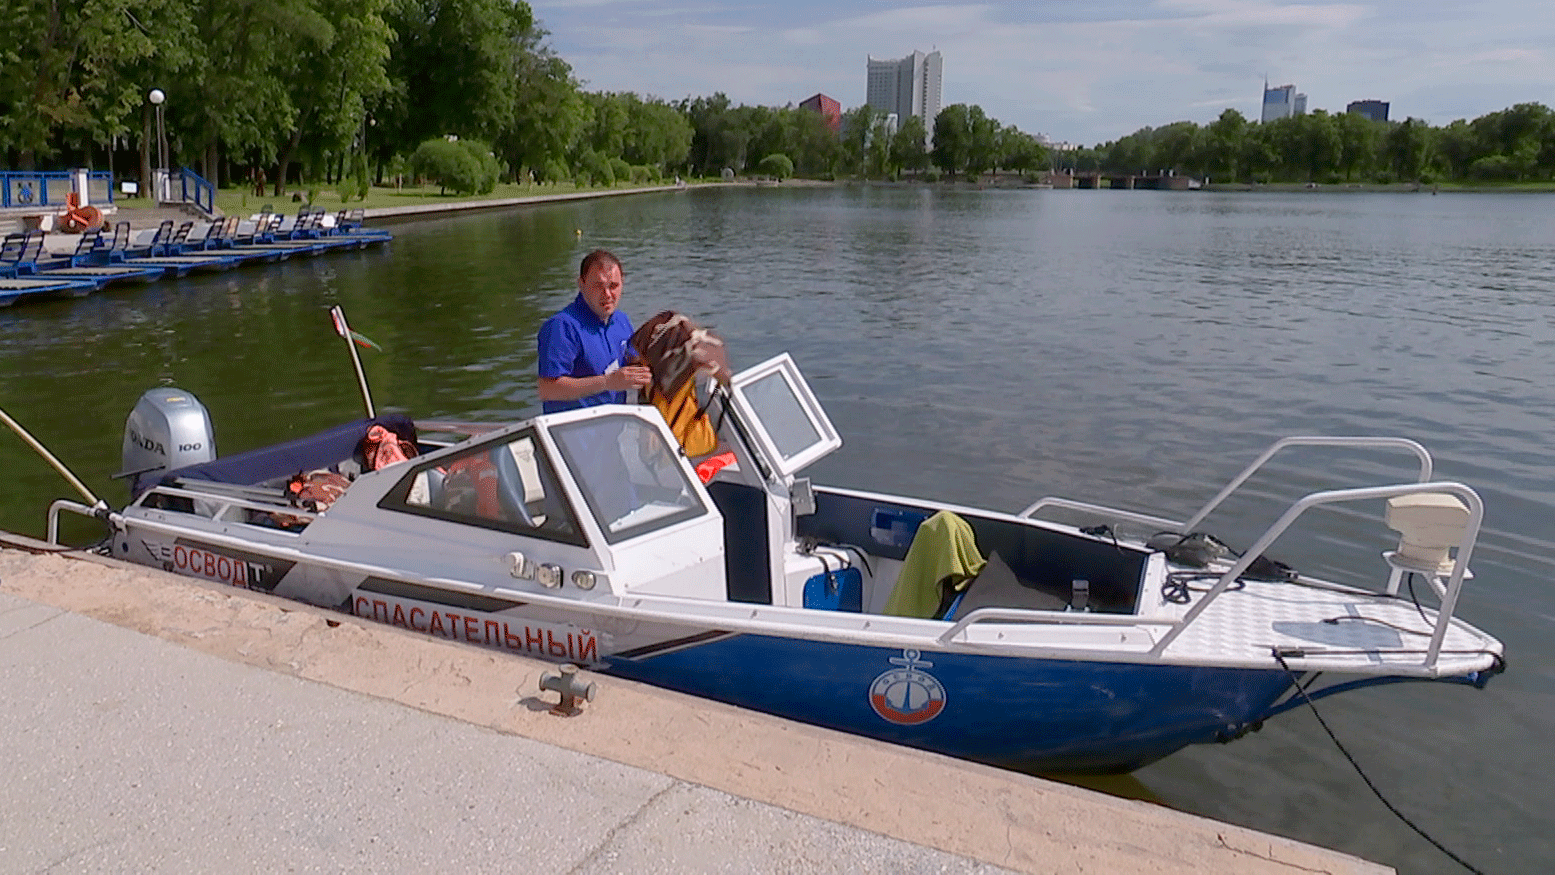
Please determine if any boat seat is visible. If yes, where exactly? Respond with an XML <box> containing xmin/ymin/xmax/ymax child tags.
<box><xmin>882</xmin><ymin>510</ymin><xmax>986</xmax><ymax>618</ymax></box>
<box><xmin>424</xmin><ymin>467</ymin><xmax>445</xmax><ymax>508</ymax></box>
<box><xmin>491</xmin><ymin>444</ymin><xmax>535</xmax><ymax>526</ymax></box>
<box><xmin>942</xmin><ymin>551</ymin><xmax>1067</xmax><ymax>619</ymax></box>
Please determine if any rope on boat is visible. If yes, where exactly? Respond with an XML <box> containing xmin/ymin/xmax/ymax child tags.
<box><xmin>1271</xmin><ymin>649</ymin><xmax>1488</xmax><ymax>875</ymax></box>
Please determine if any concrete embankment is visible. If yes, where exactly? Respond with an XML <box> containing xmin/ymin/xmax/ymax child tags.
<box><xmin>90</xmin><ymin>183</ymin><xmax>706</xmax><ymax>235</ymax></box>
<box><xmin>0</xmin><ymin>536</ymin><xmax>1391</xmax><ymax>874</ymax></box>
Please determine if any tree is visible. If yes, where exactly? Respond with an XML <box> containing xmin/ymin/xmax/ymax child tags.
<box><xmin>1148</xmin><ymin>121</ymin><xmax>1202</xmax><ymax>176</ymax></box>
<box><xmin>965</xmin><ymin>107</ymin><xmax>999</xmax><ymax>175</ymax></box>
<box><xmin>1000</xmin><ymin>128</ymin><xmax>1048</xmax><ymax>177</ymax></box>
<box><xmin>0</xmin><ymin>0</ymin><xmax>185</xmax><ymax>167</ymax></box>
<box><xmin>840</xmin><ymin>104</ymin><xmax>880</xmax><ymax>176</ymax></box>
<box><xmin>680</xmin><ymin>93</ymin><xmax>753</xmax><ymax>176</ymax></box>
<box><xmin>579</xmin><ymin>92</ymin><xmax>629</xmax><ymax>160</ymax></box>
<box><xmin>272</xmin><ymin>0</ymin><xmax>393</xmax><ymax>194</ymax></box>
<box><xmin>575</xmin><ymin>148</ymin><xmax>613</xmax><ymax>185</ymax></box>
<box><xmin>1204</xmin><ymin>109</ymin><xmax>1248</xmax><ymax>182</ymax></box>
<box><xmin>889</xmin><ymin>114</ymin><xmax>929</xmax><ymax>176</ymax></box>
<box><xmin>181</xmin><ymin>0</ymin><xmax>334</xmax><ymax>189</ymax></box>
<box><xmin>756</xmin><ymin>153</ymin><xmax>793</xmax><ymax>180</ymax></box>
<box><xmin>493</xmin><ymin>28</ymin><xmax>585</xmax><ymax>183</ymax></box>
<box><xmin>1335</xmin><ymin>111</ymin><xmax>1382</xmax><ymax>181</ymax></box>
<box><xmin>788</xmin><ymin>108</ymin><xmax>841</xmax><ymax>177</ymax></box>
<box><xmin>1470</xmin><ymin>103</ymin><xmax>1555</xmax><ymax>180</ymax></box>
<box><xmin>382</xmin><ymin>0</ymin><xmax>535</xmax><ymax>149</ymax></box>
<box><xmin>1296</xmin><ymin>111</ymin><xmax>1342</xmax><ymax>181</ymax></box>
<box><xmin>1100</xmin><ymin>125</ymin><xmax>1154</xmax><ymax>174</ymax></box>
<box><xmin>931</xmin><ymin>104</ymin><xmax>972</xmax><ymax>175</ymax></box>
<box><xmin>408</xmin><ymin>137</ymin><xmax>494</xmax><ymax>194</ymax></box>
<box><xmin>1385</xmin><ymin>117</ymin><xmax>1434</xmax><ymax>182</ymax></box>
<box><xmin>621</xmin><ymin>96</ymin><xmax>692</xmax><ymax>171</ymax></box>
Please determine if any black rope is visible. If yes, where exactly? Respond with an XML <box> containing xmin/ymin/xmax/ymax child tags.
<box><xmin>1079</xmin><ymin>524</ymin><xmax>1122</xmax><ymax>551</ymax></box>
<box><xmin>1161</xmin><ymin>571</ymin><xmax>1244</xmax><ymax>605</ymax></box>
<box><xmin>1271</xmin><ymin>650</ymin><xmax>1487</xmax><ymax>875</ymax></box>
<box><xmin>1405</xmin><ymin>572</ymin><xmax>1436</xmax><ymax>627</ymax></box>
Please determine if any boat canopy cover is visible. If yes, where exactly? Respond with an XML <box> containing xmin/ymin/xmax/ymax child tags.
<box><xmin>138</xmin><ymin>414</ymin><xmax>417</xmax><ymax>497</ymax></box>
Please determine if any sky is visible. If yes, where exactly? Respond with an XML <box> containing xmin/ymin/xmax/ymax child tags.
<box><xmin>535</xmin><ymin>0</ymin><xmax>1554</xmax><ymax>146</ymax></box>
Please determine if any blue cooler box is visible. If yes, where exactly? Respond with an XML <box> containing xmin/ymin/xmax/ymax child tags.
<box><xmin>802</xmin><ymin>567</ymin><xmax>863</xmax><ymax>612</ymax></box>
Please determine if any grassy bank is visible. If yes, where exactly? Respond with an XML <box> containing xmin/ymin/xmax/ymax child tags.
<box><xmin>108</xmin><ymin>179</ymin><xmax>696</xmax><ymax>218</ymax></box>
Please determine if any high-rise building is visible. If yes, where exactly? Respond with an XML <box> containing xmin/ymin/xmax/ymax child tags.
<box><xmin>1261</xmin><ymin>83</ymin><xmax>1306</xmax><ymax>122</ymax></box>
<box><xmin>866</xmin><ymin>50</ymin><xmax>943</xmax><ymax>140</ymax></box>
<box><xmin>799</xmin><ymin>93</ymin><xmax>842</xmax><ymax>134</ymax></box>
<box><xmin>1346</xmin><ymin>100</ymin><xmax>1390</xmax><ymax>122</ymax></box>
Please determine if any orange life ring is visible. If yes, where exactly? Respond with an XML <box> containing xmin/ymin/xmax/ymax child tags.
<box><xmin>58</xmin><ymin>204</ymin><xmax>104</xmax><ymax>233</ymax></box>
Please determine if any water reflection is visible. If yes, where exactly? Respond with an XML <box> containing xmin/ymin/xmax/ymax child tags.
<box><xmin>2</xmin><ymin>186</ymin><xmax>1553</xmax><ymax>873</ymax></box>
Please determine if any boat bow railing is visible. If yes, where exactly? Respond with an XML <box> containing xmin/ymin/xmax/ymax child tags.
<box><xmin>1177</xmin><ymin>436</ymin><xmax>1433</xmax><ymax>532</ymax></box>
<box><xmin>1020</xmin><ymin>436</ymin><xmax>1435</xmax><ymax>530</ymax></box>
<box><xmin>1147</xmin><ymin>479</ymin><xmax>1482</xmax><ymax>669</ymax></box>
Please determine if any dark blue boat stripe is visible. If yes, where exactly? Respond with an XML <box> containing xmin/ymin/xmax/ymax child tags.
<box><xmin>612</xmin><ymin>630</ymin><xmax>736</xmax><ymax>660</ymax></box>
<box><xmin>357</xmin><ymin>576</ymin><xmax>527</xmax><ymax>613</ymax></box>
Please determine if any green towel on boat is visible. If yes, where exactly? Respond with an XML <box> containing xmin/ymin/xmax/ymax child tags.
<box><xmin>883</xmin><ymin>510</ymin><xmax>986</xmax><ymax>618</ymax></box>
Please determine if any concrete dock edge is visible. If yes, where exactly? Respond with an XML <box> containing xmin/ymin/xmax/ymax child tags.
<box><xmin>0</xmin><ymin>543</ymin><xmax>1392</xmax><ymax>874</ymax></box>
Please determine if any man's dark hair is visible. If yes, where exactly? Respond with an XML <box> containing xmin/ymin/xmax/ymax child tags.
<box><xmin>579</xmin><ymin>249</ymin><xmax>622</xmax><ymax>279</ymax></box>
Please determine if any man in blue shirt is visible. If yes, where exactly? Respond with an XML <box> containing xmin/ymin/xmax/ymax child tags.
<box><xmin>537</xmin><ymin>249</ymin><xmax>651</xmax><ymax>413</ymax></box>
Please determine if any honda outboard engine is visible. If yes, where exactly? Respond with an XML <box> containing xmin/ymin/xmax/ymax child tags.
<box><xmin>122</xmin><ymin>388</ymin><xmax>217</xmax><ymax>490</ymax></box>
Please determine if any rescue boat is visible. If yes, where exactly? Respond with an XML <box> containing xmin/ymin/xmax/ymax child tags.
<box><xmin>49</xmin><ymin>353</ymin><xmax>1504</xmax><ymax>774</ymax></box>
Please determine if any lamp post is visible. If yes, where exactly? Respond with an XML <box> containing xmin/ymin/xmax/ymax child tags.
<box><xmin>148</xmin><ymin>88</ymin><xmax>167</xmax><ymax>202</ymax></box>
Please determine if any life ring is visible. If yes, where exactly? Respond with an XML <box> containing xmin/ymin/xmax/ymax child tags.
<box><xmin>58</xmin><ymin>204</ymin><xmax>104</xmax><ymax>233</ymax></box>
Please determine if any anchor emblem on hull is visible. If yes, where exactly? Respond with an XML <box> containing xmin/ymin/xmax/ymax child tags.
<box><xmin>868</xmin><ymin>649</ymin><xmax>947</xmax><ymax>726</ymax></box>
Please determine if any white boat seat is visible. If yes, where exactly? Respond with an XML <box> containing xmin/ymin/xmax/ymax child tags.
<box><xmin>424</xmin><ymin>467</ymin><xmax>445</xmax><ymax>508</ymax></box>
<box><xmin>492</xmin><ymin>445</ymin><xmax>535</xmax><ymax>526</ymax></box>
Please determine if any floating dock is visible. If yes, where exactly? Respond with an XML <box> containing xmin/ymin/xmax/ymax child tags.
<box><xmin>0</xmin><ymin>208</ymin><xmax>389</xmax><ymax>308</ymax></box>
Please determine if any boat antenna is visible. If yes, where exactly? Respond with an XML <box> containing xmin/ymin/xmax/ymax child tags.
<box><xmin>0</xmin><ymin>404</ymin><xmax>103</xmax><ymax>508</ymax></box>
<box><xmin>330</xmin><ymin>305</ymin><xmax>377</xmax><ymax>418</ymax></box>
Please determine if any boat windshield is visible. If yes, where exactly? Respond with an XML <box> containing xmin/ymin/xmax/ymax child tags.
<box><xmin>742</xmin><ymin>370</ymin><xmax>823</xmax><ymax>461</ymax></box>
<box><xmin>549</xmin><ymin>414</ymin><xmax>707</xmax><ymax>544</ymax></box>
<box><xmin>382</xmin><ymin>429</ymin><xmax>586</xmax><ymax>546</ymax></box>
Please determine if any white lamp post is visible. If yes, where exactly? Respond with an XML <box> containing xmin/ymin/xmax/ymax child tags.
<box><xmin>148</xmin><ymin>88</ymin><xmax>168</xmax><ymax>202</ymax></box>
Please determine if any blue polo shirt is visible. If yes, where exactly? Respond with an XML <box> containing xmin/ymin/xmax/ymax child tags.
<box><xmin>537</xmin><ymin>294</ymin><xmax>635</xmax><ymax>413</ymax></box>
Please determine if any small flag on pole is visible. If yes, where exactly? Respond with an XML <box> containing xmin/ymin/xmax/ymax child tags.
<box><xmin>330</xmin><ymin>305</ymin><xmax>384</xmax><ymax>351</ymax></box>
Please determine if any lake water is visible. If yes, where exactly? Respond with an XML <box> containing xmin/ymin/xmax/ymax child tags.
<box><xmin>2</xmin><ymin>185</ymin><xmax>1552</xmax><ymax>873</ymax></box>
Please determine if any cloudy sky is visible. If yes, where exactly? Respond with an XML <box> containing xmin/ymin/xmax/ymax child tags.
<box><xmin>535</xmin><ymin>0</ymin><xmax>1552</xmax><ymax>146</ymax></box>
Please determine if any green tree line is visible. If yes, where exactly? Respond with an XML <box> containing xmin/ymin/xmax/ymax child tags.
<box><xmin>10</xmin><ymin>1</ymin><xmax>1541</xmax><ymax>190</ymax></box>
<box><xmin>0</xmin><ymin>0</ymin><xmax>701</xmax><ymax>194</ymax></box>
<box><xmin>1069</xmin><ymin>104</ymin><xmax>1555</xmax><ymax>185</ymax></box>
<box><xmin>0</xmin><ymin>0</ymin><xmax>1048</xmax><ymax>192</ymax></box>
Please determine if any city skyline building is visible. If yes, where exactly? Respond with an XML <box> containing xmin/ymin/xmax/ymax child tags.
<box><xmin>1346</xmin><ymin>99</ymin><xmax>1390</xmax><ymax>122</ymax></box>
<box><xmin>866</xmin><ymin>50</ymin><xmax>942</xmax><ymax>142</ymax></box>
<box><xmin>799</xmin><ymin>93</ymin><xmax>842</xmax><ymax>134</ymax></box>
<box><xmin>1261</xmin><ymin>82</ymin><xmax>1306</xmax><ymax>122</ymax></box>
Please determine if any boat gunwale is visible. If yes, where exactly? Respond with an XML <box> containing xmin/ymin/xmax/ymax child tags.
<box><xmin>109</xmin><ymin>500</ymin><xmax>1503</xmax><ymax>678</ymax></box>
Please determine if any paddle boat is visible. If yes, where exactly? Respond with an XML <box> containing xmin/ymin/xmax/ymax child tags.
<box><xmin>45</xmin><ymin>353</ymin><xmax>1504</xmax><ymax>774</ymax></box>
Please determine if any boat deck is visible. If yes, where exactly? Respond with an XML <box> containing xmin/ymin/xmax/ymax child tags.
<box><xmin>1157</xmin><ymin>575</ymin><xmax>1500</xmax><ymax>676</ymax></box>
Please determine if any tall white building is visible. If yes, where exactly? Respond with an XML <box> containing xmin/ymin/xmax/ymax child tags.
<box><xmin>1261</xmin><ymin>83</ymin><xmax>1307</xmax><ymax>122</ymax></box>
<box><xmin>866</xmin><ymin>50</ymin><xmax>943</xmax><ymax>138</ymax></box>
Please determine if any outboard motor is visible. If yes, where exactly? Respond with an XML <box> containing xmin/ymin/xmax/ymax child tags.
<box><xmin>121</xmin><ymin>388</ymin><xmax>217</xmax><ymax>491</ymax></box>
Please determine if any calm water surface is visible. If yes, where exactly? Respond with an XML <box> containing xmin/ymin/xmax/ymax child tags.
<box><xmin>2</xmin><ymin>187</ymin><xmax>1552</xmax><ymax>873</ymax></box>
